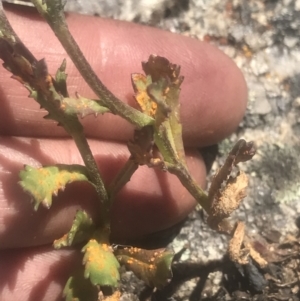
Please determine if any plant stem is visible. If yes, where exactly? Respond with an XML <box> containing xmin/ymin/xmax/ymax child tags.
<box><xmin>70</xmin><ymin>127</ymin><xmax>108</xmax><ymax>205</ymax></box>
<box><xmin>1</xmin><ymin>3</ymin><xmax>111</xmax><ymax>225</ymax></box>
<box><xmin>165</xmin><ymin>162</ymin><xmax>210</xmax><ymax>213</ymax></box>
<box><xmin>108</xmin><ymin>159</ymin><xmax>138</xmax><ymax>202</ymax></box>
<box><xmin>39</xmin><ymin>91</ymin><xmax>109</xmax><ymax>209</ymax></box>
<box><xmin>31</xmin><ymin>0</ymin><xmax>153</xmax><ymax>128</ymax></box>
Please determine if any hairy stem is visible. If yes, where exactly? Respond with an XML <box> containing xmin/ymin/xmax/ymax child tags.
<box><xmin>0</xmin><ymin>6</ymin><xmax>108</xmax><ymax>212</ymax></box>
<box><xmin>31</xmin><ymin>0</ymin><xmax>153</xmax><ymax>128</ymax></box>
<box><xmin>108</xmin><ymin>159</ymin><xmax>138</xmax><ymax>202</ymax></box>
<box><xmin>165</xmin><ymin>162</ymin><xmax>210</xmax><ymax>213</ymax></box>
<box><xmin>70</xmin><ymin>128</ymin><xmax>109</xmax><ymax>205</ymax></box>
<box><xmin>42</xmin><ymin>96</ymin><xmax>109</xmax><ymax>210</ymax></box>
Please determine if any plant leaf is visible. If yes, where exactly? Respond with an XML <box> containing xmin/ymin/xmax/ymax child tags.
<box><xmin>116</xmin><ymin>247</ymin><xmax>173</xmax><ymax>289</ymax></box>
<box><xmin>131</xmin><ymin>73</ymin><xmax>156</xmax><ymax>117</ymax></box>
<box><xmin>61</xmin><ymin>94</ymin><xmax>110</xmax><ymax>118</ymax></box>
<box><xmin>208</xmin><ymin>139</ymin><xmax>255</xmax><ymax>202</ymax></box>
<box><xmin>207</xmin><ymin>140</ymin><xmax>255</xmax><ymax>231</ymax></box>
<box><xmin>82</xmin><ymin>239</ymin><xmax>120</xmax><ymax>287</ymax></box>
<box><xmin>146</xmin><ymin>55</ymin><xmax>185</xmax><ymax>163</ymax></box>
<box><xmin>63</xmin><ymin>272</ymin><xmax>98</xmax><ymax>301</ymax></box>
<box><xmin>132</xmin><ymin>55</ymin><xmax>186</xmax><ymax>165</ymax></box>
<box><xmin>54</xmin><ymin>210</ymin><xmax>96</xmax><ymax>249</ymax></box>
<box><xmin>19</xmin><ymin>164</ymin><xmax>93</xmax><ymax>210</ymax></box>
<box><xmin>210</xmin><ymin>172</ymin><xmax>249</xmax><ymax>221</ymax></box>
<box><xmin>55</xmin><ymin>58</ymin><xmax>69</xmax><ymax>97</ymax></box>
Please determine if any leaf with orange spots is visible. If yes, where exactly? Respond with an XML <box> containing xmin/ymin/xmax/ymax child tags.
<box><xmin>132</xmin><ymin>55</ymin><xmax>186</xmax><ymax>165</ymax></box>
<box><xmin>116</xmin><ymin>247</ymin><xmax>174</xmax><ymax>289</ymax></box>
<box><xmin>63</xmin><ymin>272</ymin><xmax>98</xmax><ymax>301</ymax></box>
<box><xmin>19</xmin><ymin>164</ymin><xmax>93</xmax><ymax>210</ymax></box>
<box><xmin>54</xmin><ymin>210</ymin><xmax>96</xmax><ymax>249</ymax></box>
<box><xmin>61</xmin><ymin>94</ymin><xmax>110</xmax><ymax>118</ymax></box>
<box><xmin>131</xmin><ymin>73</ymin><xmax>157</xmax><ymax>117</ymax></box>
<box><xmin>82</xmin><ymin>239</ymin><xmax>120</xmax><ymax>287</ymax></box>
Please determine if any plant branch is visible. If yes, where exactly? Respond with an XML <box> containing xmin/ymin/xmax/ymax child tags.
<box><xmin>0</xmin><ymin>7</ymin><xmax>108</xmax><ymax>211</ymax></box>
<box><xmin>108</xmin><ymin>159</ymin><xmax>139</xmax><ymax>202</ymax></box>
<box><xmin>69</xmin><ymin>127</ymin><xmax>109</xmax><ymax>205</ymax></box>
<box><xmin>165</xmin><ymin>161</ymin><xmax>210</xmax><ymax>213</ymax></box>
<box><xmin>31</xmin><ymin>0</ymin><xmax>154</xmax><ymax>128</ymax></box>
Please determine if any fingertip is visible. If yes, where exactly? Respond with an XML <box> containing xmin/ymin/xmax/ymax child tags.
<box><xmin>0</xmin><ymin>247</ymin><xmax>80</xmax><ymax>301</ymax></box>
<box><xmin>2</xmin><ymin>7</ymin><xmax>247</xmax><ymax>145</ymax></box>
<box><xmin>177</xmin><ymin>39</ymin><xmax>248</xmax><ymax>146</ymax></box>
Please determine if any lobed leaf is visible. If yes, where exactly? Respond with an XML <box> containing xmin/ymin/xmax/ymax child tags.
<box><xmin>132</xmin><ymin>55</ymin><xmax>186</xmax><ymax>165</ymax></box>
<box><xmin>82</xmin><ymin>239</ymin><xmax>120</xmax><ymax>287</ymax></box>
<box><xmin>19</xmin><ymin>164</ymin><xmax>92</xmax><ymax>210</ymax></box>
<box><xmin>54</xmin><ymin>210</ymin><xmax>96</xmax><ymax>249</ymax></box>
<box><xmin>116</xmin><ymin>247</ymin><xmax>174</xmax><ymax>289</ymax></box>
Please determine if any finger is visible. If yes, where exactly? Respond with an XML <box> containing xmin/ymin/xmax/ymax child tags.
<box><xmin>0</xmin><ymin>136</ymin><xmax>206</xmax><ymax>248</ymax></box>
<box><xmin>0</xmin><ymin>246</ymin><xmax>80</xmax><ymax>301</ymax></box>
<box><xmin>0</xmin><ymin>6</ymin><xmax>247</xmax><ymax>146</ymax></box>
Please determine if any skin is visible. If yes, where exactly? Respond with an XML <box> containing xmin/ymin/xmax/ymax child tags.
<box><xmin>0</xmin><ymin>5</ymin><xmax>247</xmax><ymax>301</ymax></box>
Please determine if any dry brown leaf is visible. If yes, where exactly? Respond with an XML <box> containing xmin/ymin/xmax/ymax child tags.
<box><xmin>229</xmin><ymin>222</ymin><xmax>268</xmax><ymax>267</ymax></box>
<box><xmin>228</xmin><ymin>221</ymin><xmax>249</xmax><ymax>265</ymax></box>
<box><xmin>210</xmin><ymin>171</ymin><xmax>248</xmax><ymax>221</ymax></box>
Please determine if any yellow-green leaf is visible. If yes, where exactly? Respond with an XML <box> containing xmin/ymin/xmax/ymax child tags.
<box><xmin>82</xmin><ymin>239</ymin><xmax>120</xmax><ymax>287</ymax></box>
<box><xmin>19</xmin><ymin>164</ymin><xmax>93</xmax><ymax>210</ymax></box>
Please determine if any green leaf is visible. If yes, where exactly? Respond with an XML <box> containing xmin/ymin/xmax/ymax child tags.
<box><xmin>132</xmin><ymin>55</ymin><xmax>186</xmax><ymax>165</ymax></box>
<box><xmin>116</xmin><ymin>247</ymin><xmax>174</xmax><ymax>289</ymax></box>
<box><xmin>54</xmin><ymin>210</ymin><xmax>95</xmax><ymax>249</ymax></box>
<box><xmin>82</xmin><ymin>239</ymin><xmax>120</xmax><ymax>287</ymax></box>
<box><xmin>145</xmin><ymin>56</ymin><xmax>185</xmax><ymax>164</ymax></box>
<box><xmin>55</xmin><ymin>58</ymin><xmax>69</xmax><ymax>97</ymax></box>
<box><xmin>63</xmin><ymin>272</ymin><xmax>98</xmax><ymax>301</ymax></box>
<box><xmin>19</xmin><ymin>164</ymin><xmax>92</xmax><ymax>210</ymax></box>
<box><xmin>61</xmin><ymin>94</ymin><xmax>110</xmax><ymax>118</ymax></box>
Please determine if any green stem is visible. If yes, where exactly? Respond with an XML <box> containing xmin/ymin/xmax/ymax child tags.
<box><xmin>165</xmin><ymin>162</ymin><xmax>210</xmax><ymax>213</ymax></box>
<box><xmin>31</xmin><ymin>0</ymin><xmax>153</xmax><ymax>128</ymax></box>
<box><xmin>41</xmin><ymin>94</ymin><xmax>109</xmax><ymax>209</ymax></box>
<box><xmin>70</xmin><ymin>128</ymin><xmax>108</xmax><ymax>204</ymax></box>
<box><xmin>108</xmin><ymin>159</ymin><xmax>138</xmax><ymax>202</ymax></box>
<box><xmin>1</xmin><ymin>4</ymin><xmax>109</xmax><ymax>222</ymax></box>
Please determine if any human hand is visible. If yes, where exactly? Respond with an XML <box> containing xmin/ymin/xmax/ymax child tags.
<box><xmin>0</xmin><ymin>5</ymin><xmax>247</xmax><ymax>301</ymax></box>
